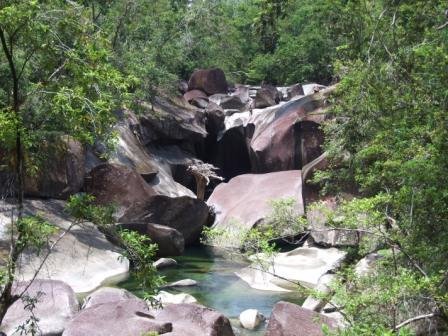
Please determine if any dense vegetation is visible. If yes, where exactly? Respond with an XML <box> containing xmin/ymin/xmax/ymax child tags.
<box><xmin>0</xmin><ymin>0</ymin><xmax>447</xmax><ymax>334</ymax></box>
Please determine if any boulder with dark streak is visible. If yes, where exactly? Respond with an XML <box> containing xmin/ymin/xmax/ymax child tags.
<box><xmin>253</xmin><ymin>84</ymin><xmax>281</xmax><ymax>108</ymax></box>
<box><xmin>248</xmin><ymin>87</ymin><xmax>333</xmax><ymax>173</ymax></box>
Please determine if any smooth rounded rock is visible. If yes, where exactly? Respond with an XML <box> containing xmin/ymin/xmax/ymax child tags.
<box><xmin>82</xmin><ymin>287</ymin><xmax>137</xmax><ymax>309</ymax></box>
<box><xmin>162</xmin><ymin>279</ymin><xmax>198</xmax><ymax>288</ymax></box>
<box><xmin>239</xmin><ymin>309</ymin><xmax>265</xmax><ymax>330</ymax></box>
<box><xmin>153</xmin><ymin>257</ymin><xmax>178</xmax><ymax>270</ymax></box>
<box><xmin>155</xmin><ymin>291</ymin><xmax>197</xmax><ymax>305</ymax></box>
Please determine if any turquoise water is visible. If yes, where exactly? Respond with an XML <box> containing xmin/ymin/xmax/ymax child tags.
<box><xmin>119</xmin><ymin>246</ymin><xmax>304</xmax><ymax>335</ymax></box>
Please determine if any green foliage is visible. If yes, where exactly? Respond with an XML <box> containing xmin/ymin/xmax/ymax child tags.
<box><xmin>15</xmin><ymin>216</ymin><xmax>57</xmax><ymax>252</ymax></box>
<box><xmin>118</xmin><ymin>229</ymin><xmax>164</xmax><ymax>302</ymax></box>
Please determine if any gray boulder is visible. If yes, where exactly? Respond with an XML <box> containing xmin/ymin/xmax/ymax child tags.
<box><xmin>82</xmin><ymin>287</ymin><xmax>137</xmax><ymax>309</ymax></box>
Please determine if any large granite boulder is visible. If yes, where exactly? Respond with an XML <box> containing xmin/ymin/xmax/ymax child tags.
<box><xmin>24</xmin><ymin>136</ymin><xmax>85</xmax><ymax>199</ymax></box>
<box><xmin>1</xmin><ymin>200</ymin><xmax>129</xmax><ymax>294</ymax></box>
<box><xmin>85</xmin><ymin>163</ymin><xmax>156</xmax><ymax>223</ymax></box>
<box><xmin>154</xmin><ymin>303</ymin><xmax>235</xmax><ymax>336</ymax></box>
<box><xmin>82</xmin><ymin>287</ymin><xmax>138</xmax><ymax>309</ymax></box>
<box><xmin>188</xmin><ymin>68</ymin><xmax>228</xmax><ymax>95</ymax></box>
<box><xmin>265</xmin><ymin>301</ymin><xmax>338</xmax><ymax>336</ymax></box>
<box><xmin>135</xmin><ymin>195</ymin><xmax>211</xmax><ymax>246</ymax></box>
<box><xmin>63</xmin><ymin>298</ymin><xmax>172</xmax><ymax>336</ymax></box>
<box><xmin>209</xmin><ymin>94</ymin><xmax>247</xmax><ymax>111</ymax></box>
<box><xmin>139</xmin><ymin>96</ymin><xmax>207</xmax><ymax>143</ymax></box>
<box><xmin>235</xmin><ymin>246</ymin><xmax>346</xmax><ymax>291</ymax></box>
<box><xmin>184</xmin><ymin>89</ymin><xmax>209</xmax><ymax>109</ymax></box>
<box><xmin>207</xmin><ymin>171</ymin><xmax>304</xmax><ymax>248</ymax></box>
<box><xmin>253</xmin><ymin>84</ymin><xmax>281</xmax><ymax>108</ymax></box>
<box><xmin>119</xmin><ymin>222</ymin><xmax>185</xmax><ymax>257</ymax></box>
<box><xmin>248</xmin><ymin>89</ymin><xmax>331</xmax><ymax>173</ymax></box>
<box><xmin>0</xmin><ymin>280</ymin><xmax>79</xmax><ymax>336</ymax></box>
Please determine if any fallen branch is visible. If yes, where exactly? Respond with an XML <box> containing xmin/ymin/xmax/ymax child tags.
<box><xmin>394</xmin><ymin>312</ymin><xmax>438</xmax><ymax>331</ymax></box>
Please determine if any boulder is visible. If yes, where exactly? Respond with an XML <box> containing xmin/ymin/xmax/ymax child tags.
<box><xmin>85</xmin><ymin>163</ymin><xmax>156</xmax><ymax>223</ymax></box>
<box><xmin>354</xmin><ymin>252</ymin><xmax>382</xmax><ymax>277</ymax></box>
<box><xmin>154</xmin><ymin>303</ymin><xmax>235</xmax><ymax>336</ymax></box>
<box><xmin>207</xmin><ymin>171</ymin><xmax>304</xmax><ymax>248</ymax></box>
<box><xmin>155</xmin><ymin>291</ymin><xmax>197</xmax><ymax>305</ymax></box>
<box><xmin>162</xmin><ymin>279</ymin><xmax>198</xmax><ymax>288</ymax></box>
<box><xmin>153</xmin><ymin>258</ymin><xmax>178</xmax><ymax>270</ymax></box>
<box><xmin>1</xmin><ymin>280</ymin><xmax>79</xmax><ymax>336</ymax></box>
<box><xmin>248</xmin><ymin>91</ymin><xmax>329</xmax><ymax>173</ymax></box>
<box><xmin>188</xmin><ymin>68</ymin><xmax>229</xmax><ymax>95</ymax></box>
<box><xmin>302</xmin><ymin>274</ymin><xmax>336</xmax><ymax>312</ymax></box>
<box><xmin>308</xmin><ymin>197</ymin><xmax>370</xmax><ymax>248</ymax></box>
<box><xmin>2</xmin><ymin>199</ymin><xmax>129</xmax><ymax>293</ymax></box>
<box><xmin>184</xmin><ymin>89</ymin><xmax>209</xmax><ymax>109</ymax></box>
<box><xmin>253</xmin><ymin>84</ymin><xmax>281</xmax><ymax>108</ymax></box>
<box><xmin>303</xmin><ymin>84</ymin><xmax>327</xmax><ymax>96</ymax></box>
<box><xmin>265</xmin><ymin>301</ymin><xmax>338</xmax><ymax>336</ymax></box>
<box><xmin>137</xmin><ymin>195</ymin><xmax>210</xmax><ymax>246</ymax></box>
<box><xmin>138</xmin><ymin>96</ymin><xmax>207</xmax><ymax>143</ymax></box>
<box><xmin>24</xmin><ymin>136</ymin><xmax>85</xmax><ymax>199</ymax></box>
<box><xmin>235</xmin><ymin>247</ymin><xmax>346</xmax><ymax>291</ymax></box>
<box><xmin>209</xmin><ymin>94</ymin><xmax>246</xmax><ymax>111</ymax></box>
<box><xmin>82</xmin><ymin>287</ymin><xmax>137</xmax><ymax>309</ymax></box>
<box><xmin>239</xmin><ymin>309</ymin><xmax>265</xmax><ymax>330</ymax></box>
<box><xmin>232</xmin><ymin>85</ymin><xmax>251</xmax><ymax>105</ymax></box>
<box><xmin>119</xmin><ymin>223</ymin><xmax>185</xmax><ymax>257</ymax></box>
<box><xmin>204</xmin><ymin>102</ymin><xmax>225</xmax><ymax>135</ymax></box>
<box><xmin>286</xmin><ymin>84</ymin><xmax>305</xmax><ymax>100</ymax></box>
<box><xmin>63</xmin><ymin>298</ymin><xmax>172</xmax><ymax>336</ymax></box>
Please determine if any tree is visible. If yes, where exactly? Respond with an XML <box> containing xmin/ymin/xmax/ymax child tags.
<box><xmin>0</xmin><ymin>0</ymin><xmax>130</xmax><ymax>323</ymax></box>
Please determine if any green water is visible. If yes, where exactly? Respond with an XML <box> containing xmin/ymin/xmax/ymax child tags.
<box><xmin>119</xmin><ymin>246</ymin><xmax>304</xmax><ymax>335</ymax></box>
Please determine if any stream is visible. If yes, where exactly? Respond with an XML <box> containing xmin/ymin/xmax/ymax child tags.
<box><xmin>119</xmin><ymin>246</ymin><xmax>305</xmax><ymax>335</ymax></box>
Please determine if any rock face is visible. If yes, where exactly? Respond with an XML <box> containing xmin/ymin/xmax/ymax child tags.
<box><xmin>188</xmin><ymin>68</ymin><xmax>229</xmax><ymax>95</ymax></box>
<box><xmin>1</xmin><ymin>280</ymin><xmax>79</xmax><ymax>336</ymax></box>
<box><xmin>207</xmin><ymin>171</ymin><xmax>304</xmax><ymax>248</ymax></box>
<box><xmin>82</xmin><ymin>287</ymin><xmax>138</xmax><ymax>309</ymax></box>
<box><xmin>248</xmin><ymin>92</ymin><xmax>328</xmax><ymax>173</ymax></box>
<box><xmin>85</xmin><ymin>163</ymin><xmax>156</xmax><ymax>223</ymax></box>
<box><xmin>108</xmin><ymin>111</ymin><xmax>159</xmax><ymax>180</ymax></box>
<box><xmin>154</xmin><ymin>303</ymin><xmax>235</xmax><ymax>336</ymax></box>
<box><xmin>235</xmin><ymin>246</ymin><xmax>346</xmax><ymax>291</ymax></box>
<box><xmin>24</xmin><ymin>136</ymin><xmax>85</xmax><ymax>199</ymax></box>
<box><xmin>253</xmin><ymin>84</ymin><xmax>281</xmax><ymax>108</ymax></box>
<box><xmin>1</xmin><ymin>200</ymin><xmax>129</xmax><ymax>294</ymax></box>
<box><xmin>63</xmin><ymin>299</ymin><xmax>172</xmax><ymax>336</ymax></box>
<box><xmin>139</xmin><ymin>96</ymin><xmax>207</xmax><ymax>143</ymax></box>
<box><xmin>239</xmin><ymin>309</ymin><xmax>264</xmax><ymax>330</ymax></box>
<box><xmin>265</xmin><ymin>301</ymin><xmax>338</xmax><ymax>336</ymax></box>
<box><xmin>120</xmin><ymin>223</ymin><xmax>185</xmax><ymax>257</ymax></box>
<box><xmin>137</xmin><ymin>195</ymin><xmax>210</xmax><ymax>245</ymax></box>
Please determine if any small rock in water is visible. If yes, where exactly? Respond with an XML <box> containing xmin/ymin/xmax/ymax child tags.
<box><xmin>239</xmin><ymin>309</ymin><xmax>265</xmax><ymax>330</ymax></box>
<box><xmin>153</xmin><ymin>258</ymin><xmax>178</xmax><ymax>270</ymax></box>
<box><xmin>162</xmin><ymin>279</ymin><xmax>198</xmax><ymax>288</ymax></box>
<box><xmin>155</xmin><ymin>291</ymin><xmax>197</xmax><ymax>305</ymax></box>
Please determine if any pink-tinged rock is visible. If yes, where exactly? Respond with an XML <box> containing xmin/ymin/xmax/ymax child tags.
<box><xmin>265</xmin><ymin>301</ymin><xmax>338</xmax><ymax>336</ymax></box>
<box><xmin>154</xmin><ymin>303</ymin><xmax>235</xmax><ymax>336</ymax></box>
<box><xmin>183</xmin><ymin>89</ymin><xmax>209</xmax><ymax>107</ymax></box>
<box><xmin>188</xmin><ymin>68</ymin><xmax>228</xmax><ymax>95</ymax></box>
<box><xmin>248</xmin><ymin>88</ymin><xmax>333</xmax><ymax>173</ymax></box>
<box><xmin>1</xmin><ymin>280</ymin><xmax>79</xmax><ymax>336</ymax></box>
<box><xmin>63</xmin><ymin>299</ymin><xmax>172</xmax><ymax>336</ymax></box>
<box><xmin>207</xmin><ymin>170</ymin><xmax>304</xmax><ymax>247</ymax></box>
